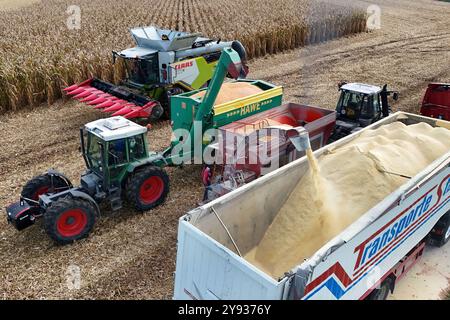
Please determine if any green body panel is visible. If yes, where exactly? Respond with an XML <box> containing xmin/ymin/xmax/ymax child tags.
<box><xmin>86</xmin><ymin>132</ymin><xmax>154</xmax><ymax>189</ymax></box>
<box><xmin>169</xmin><ymin>79</ymin><xmax>282</xmax><ymax>144</ymax></box>
<box><xmin>143</xmin><ymin>86</ymin><xmax>165</xmax><ymax>101</ymax></box>
<box><xmin>190</xmin><ymin>57</ymin><xmax>218</xmax><ymax>89</ymax></box>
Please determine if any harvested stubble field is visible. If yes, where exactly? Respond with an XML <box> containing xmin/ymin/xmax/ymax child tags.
<box><xmin>0</xmin><ymin>0</ymin><xmax>449</xmax><ymax>299</ymax></box>
<box><xmin>0</xmin><ymin>0</ymin><xmax>366</xmax><ymax>112</ymax></box>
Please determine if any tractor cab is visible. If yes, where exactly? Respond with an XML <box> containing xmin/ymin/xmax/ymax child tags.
<box><xmin>82</xmin><ymin>117</ymin><xmax>149</xmax><ymax>189</ymax></box>
<box><xmin>336</xmin><ymin>83</ymin><xmax>384</xmax><ymax>125</ymax></box>
<box><xmin>330</xmin><ymin>82</ymin><xmax>399</xmax><ymax>141</ymax></box>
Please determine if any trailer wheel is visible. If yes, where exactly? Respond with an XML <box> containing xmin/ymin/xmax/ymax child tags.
<box><xmin>430</xmin><ymin>212</ymin><xmax>450</xmax><ymax>247</ymax></box>
<box><xmin>21</xmin><ymin>174</ymin><xmax>70</xmax><ymax>205</ymax></box>
<box><xmin>126</xmin><ymin>166</ymin><xmax>169</xmax><ymax>211</ymax></box>
<box><xmin>44</xmin><ymin>197</ymin><xmax>96</xmax><ymax>245</ymax></box>
<box><xmin>366</xmin><ymin>277</ymin><xmax>392</xmax><ymax>300</ymax></box>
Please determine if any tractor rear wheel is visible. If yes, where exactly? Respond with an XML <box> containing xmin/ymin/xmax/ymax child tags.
<box><xmin>126</xmin><ymin>166</ymin><xmax>169</xmax><ymax>211</ymax></box>
<box><xmin>44</xmin><ymin>197</ymin><xmax>96</xmax><ymax>245</ymax></box>
<box><xmin>21</xmin><ymin>174</ymin><xmax>70</xmax><ymax>205</ymax></box>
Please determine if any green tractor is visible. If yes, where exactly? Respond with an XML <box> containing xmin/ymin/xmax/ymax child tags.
<box><xmin>8</xmin><ymin>117</ymin><xmax>170</xmax><ymax>244</ymax></box>
<box><xmin>6</xmin><ymin>47</ymin><xmax>283</xmax><ymax>244</ymax></box>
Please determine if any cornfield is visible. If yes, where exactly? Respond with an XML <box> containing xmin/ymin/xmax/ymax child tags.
<box><xmin>0</xmin><ymin>0</ymin><xmax>367</xmax><ymax>112</ymax></box>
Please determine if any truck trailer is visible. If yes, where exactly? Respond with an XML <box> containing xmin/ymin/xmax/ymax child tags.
<box><xmin>173</xmin><ymin>112</ymin><xmax>450</xmax><ymax>300</ymax></box>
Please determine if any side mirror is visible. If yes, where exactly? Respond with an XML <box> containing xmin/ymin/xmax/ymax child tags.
<box><xmin>338</xmin><ymin>81</ymin><xmax>347</xmax><ymax>90</ymax></box>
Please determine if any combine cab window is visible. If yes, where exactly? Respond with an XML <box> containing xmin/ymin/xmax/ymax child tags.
<box><xmin>123</xmin><ymin>54</ymin><xmax>159</xmax><ymax>85</ymax></box>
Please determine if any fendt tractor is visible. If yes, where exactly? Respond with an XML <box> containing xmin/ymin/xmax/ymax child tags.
<box><xmin>6</xmin><ymin>47</ymin><xmax>285</xmax><ymax>244</ymax></box>
<box><xmin>64</xmin><ymin>26</ymin><xmax>247</xmax><ymax>121</ymax></box>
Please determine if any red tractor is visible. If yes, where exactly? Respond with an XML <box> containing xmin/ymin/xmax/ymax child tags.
<box><xmin>420</xmin><ymin>83</ymin><xmax>450</xmax><ymax>120</ymax></box>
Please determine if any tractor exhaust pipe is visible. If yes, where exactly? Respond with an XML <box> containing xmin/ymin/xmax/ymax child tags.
<box><xmin>381</xmin><ymin>84</ymin><xmax>390</xmax><ymax>118</ymax></box>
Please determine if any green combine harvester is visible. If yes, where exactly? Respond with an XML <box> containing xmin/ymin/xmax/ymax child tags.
<box><xmin>6</xmin><ymin>47</ymin><xmax>283</xmax><ymax>244</ymax></box>
<box><xmin>64</xmin><ymin>26</ymin><xmax>248</xmax><ymax>121</ymax></box>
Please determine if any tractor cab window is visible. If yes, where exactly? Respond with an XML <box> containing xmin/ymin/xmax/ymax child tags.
<box><xmin>108</xmin><ymin>139</ymin><xmax>127</xmax><ymax>166</ymax></box>
<box><xmin>87</xmin><ymin>134</ymin><xmax>103</xmax><ymax>172</ymax></box>
<box><xmin>337</xmin><ymin>91</ymin><xmax>365</xmax><ymax>120</ymax></box>
<box><xmin>361</xmin><ymin>96</ymin><xmax>374</xmax><ymax>119</ymax></box>
<box><xmin>128</xmin><ymin>135</ymin><xmax>146</xmax><ymax>161</ymax></box>
<box><xmin>123</xmin><ymin>54</ymin><xmax>159</xmax><ymax>85</ymax></box>
<box><xmin>373</xmin><ymin>94</ymin><xmax>381</xmax><ymax>114</ymax></box>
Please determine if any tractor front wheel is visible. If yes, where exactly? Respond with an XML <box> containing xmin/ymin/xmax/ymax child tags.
<box><xmin>44</xmin><ymin>197</ymin><xmax>96</xmax><ymax>245</ymax></box>
<box><xmin>126</xmin><ymin>166</ymin><xmax>169</xmax><ymax>211</ymax></box>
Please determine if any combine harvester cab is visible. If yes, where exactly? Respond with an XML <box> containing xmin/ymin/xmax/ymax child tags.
<box><xmin>420</xmin><ymin>83</ymin><xmax>450</xmax><ymax>121</ymax></box>
<box><xmin>173</xmin><ymin>112</ymin><xmax>450</xmax><ymax>300</ymax></box>
<box><xmin>64</xmin><ymin>26</ymin><xmax>248</xmax><ymax>122</ymax></box>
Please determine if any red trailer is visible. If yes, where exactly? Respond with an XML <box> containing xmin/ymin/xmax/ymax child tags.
<box><xmin>420</xmin><ymin>83</ymin><xmax>450</xmax><ymax>121</ymax></box>
<box><xmin>202</xmin><ymin>103</ymin><xmax>336</xmax><ymax>202</ymax></box>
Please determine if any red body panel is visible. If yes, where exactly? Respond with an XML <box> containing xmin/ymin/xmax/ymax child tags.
<box><xmin>218</xmin><ymin>103</ymin><xmax>337</xmax><ymax>177</ymax></box>
<box><xmin>64</xmin><ymin>79</ymin><xmax>159</xmax><ymax>119</ymax></box>
<box><xmin>420</xmin><ymin>83</ymin><xmax>450</xmax><ymax>120</ymax></box>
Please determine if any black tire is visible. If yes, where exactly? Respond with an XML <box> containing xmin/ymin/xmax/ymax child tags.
<box><xmin>430</xmin><ymin>212</ymin><xmax>450</xmax><ymax>247</ymax></box>
<box><xmin>126</xmin><ymin>166</ymin><xmax>169</xmax><ymax>211</ymax></box>
<box><xmin>21</xmin><ymin>174</ymin><xmax>70</xmax><ymax>205</ymax></box>
<box><xmin>366</xmin><ymin>277</ymin><xmax>392</xmax><ymax>300</ymax></box>
<box><xmin>44</xmin><ymin>197</ymin><xmax>96</xmax><ymax>245</ymax></box>
<box><xmin>163</xmin><ymin>87</ymin><xmax>184</xmax><ymax>119</ymax></box>
<box><xmin>149</xmin><ymin>103</ymin><xmax>164</xmax><ymax>122</ymax></box>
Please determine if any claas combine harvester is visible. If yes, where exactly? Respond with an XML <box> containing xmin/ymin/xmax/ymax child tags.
<box><xmin>63</xmin><ymin>26</ymin><xmax>247</xmax><ymax>121</ymax></box>
<box><xmin>6</xmin><ymin>47</ymin><xmax>286</xmax><ymax>244</ymax></box>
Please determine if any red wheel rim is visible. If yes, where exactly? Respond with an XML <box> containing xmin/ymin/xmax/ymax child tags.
<box><xmin>139</xmin><ymin>176</ymin><xmax>164</xmax><ymax>204</ymax></box>
<box><xmin>32</xmin><ymin>186</ymin><xmax>49</xmax><ymax>200</ymax></box>
<box><xmin>56</xmin><ymin>209</ymin><xmax>88</xmax><ymax>237</ymax></box>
